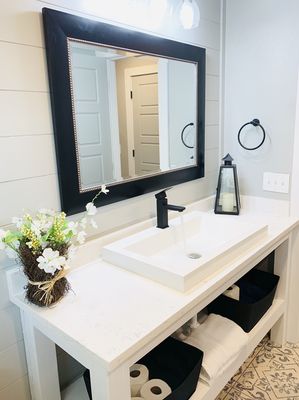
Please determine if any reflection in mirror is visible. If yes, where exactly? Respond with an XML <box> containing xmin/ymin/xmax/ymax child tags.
<box><xmin>68</xmin><ymin>40</ymin><xmax>197</xmax><ymax>191</ymax></box>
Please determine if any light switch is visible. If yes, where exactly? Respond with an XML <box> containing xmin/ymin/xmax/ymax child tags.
<box><xmin>263</xmin><ymin>172</ymin><xmax>289</xmax><ymax>194</ymax></box>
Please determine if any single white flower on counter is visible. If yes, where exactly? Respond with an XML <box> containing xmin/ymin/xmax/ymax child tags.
<box><xmin>86</xmin><ymin>202</ymin><xmax>97</xmax><ymax>216</ymax></box>
<box><xmin>77</xmin><ymin>231</ymin><xmax>87</xmax><ymax>245</ymax></box>
<box><xmin>80</xmin><ymin>217</ymin><xmax>87</xmax><ymax>229</ymax></box>
<box><xmin>37</xmin><ymin>248</ymin><xmax>66</xmax><ymax>275</ymax></box>
<box><xmin>90</xmin><ymin>218</ymin><xmax>98</xmax><ymax>229</ymax></box>
<box><xmin>101</xmin><ymin>184</ymin><xmax>109</xmax><ymax>194</ymax></box>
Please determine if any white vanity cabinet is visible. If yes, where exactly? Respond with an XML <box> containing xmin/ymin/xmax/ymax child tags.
<box><xmin>6</xmin><ymin>205</ymin><xmax>299</xmax><ymax>400</ymax></box>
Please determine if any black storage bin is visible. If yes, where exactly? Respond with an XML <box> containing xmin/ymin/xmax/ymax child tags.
<box><xmin>83</xmin><ymin>337</ymin><xmax>203</xmax><ymax>400</ymax></box>
<box><xmin>208</xmin><ymin>269</ymin><xmax>279</xmax><ymax>333</ymax></box>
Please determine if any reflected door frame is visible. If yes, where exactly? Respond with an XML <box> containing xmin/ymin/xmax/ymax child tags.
<box><xmin>124</xmin><ymin>64</ymin><xmax>169</xmax><ymax>177</ymax></box>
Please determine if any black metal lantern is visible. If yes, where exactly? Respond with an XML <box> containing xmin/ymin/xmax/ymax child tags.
<box><xmin>214</xmin><ymin>154</ymin><xmax>241</xmax><ymax>215</ymax></box>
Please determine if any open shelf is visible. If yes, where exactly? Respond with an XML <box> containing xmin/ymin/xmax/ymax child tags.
<box><xmin>62</xmin><ymin>299</ymin><xmax>285</xmax><ymax>400</ymax></box>
<box><xmin>190</xmin><ymin>299</ymin><xmax>285</xmax><ymax>400</ymax></box>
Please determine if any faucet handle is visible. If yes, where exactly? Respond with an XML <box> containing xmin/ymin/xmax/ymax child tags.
<box><xmin>155</xmin><ymin>187</ymin><xmax>172</xmax><ymax>199</ymax></box>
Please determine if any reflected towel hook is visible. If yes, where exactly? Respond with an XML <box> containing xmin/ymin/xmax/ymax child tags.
<box><xmin>237</xmin><ymin>118</ymin><xmax>266</xmax><ymax>151</ymax></box>
<box><xmin>181</xmin><ymin>122</ymin><xmax>194</xmax><ymax>149</ymax></box>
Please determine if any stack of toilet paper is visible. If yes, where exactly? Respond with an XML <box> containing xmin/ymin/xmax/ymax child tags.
<box><xmin>130</xmin><ymin>364</ymin><xmax>172</xmax><ymax>399</ymax></box>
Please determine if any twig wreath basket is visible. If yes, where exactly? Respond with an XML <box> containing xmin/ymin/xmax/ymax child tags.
<box><xmin>0</xmin><ymin>185</ymin><xmax>108</xmax><ymax>307</ymax></box>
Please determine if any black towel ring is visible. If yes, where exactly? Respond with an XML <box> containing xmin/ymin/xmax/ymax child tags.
<box><xmin>181</xmin><ymin>122</ymin><xmax>194</xmax><ymax>149</ymax></box>
<box><xmin>237</xmin><ymin>118</ymin><xmax>266</xmax><ymax>151</ymax></box>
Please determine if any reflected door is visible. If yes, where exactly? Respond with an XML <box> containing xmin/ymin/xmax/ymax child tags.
<box><xmin>71</xmin><ymin>50</ymin><xmax>115</xmax><ymax>189</ymax></box>
<box><xmin>132</xmin><ymin>73</ymin><xmax>160</xmax><ymax>175</ymax></box>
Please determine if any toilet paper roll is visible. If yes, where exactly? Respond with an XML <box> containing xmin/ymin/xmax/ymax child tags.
<box><xmin>130</xmin><ymin>364</ymin><xmax>149</xmax><ymax>397</ymax></box>
<box><xmin>140</xmin><ymin>379</ymin><xmax>172</xmax><ymax>400</ymax></box>
<box><xmin>224</xmin><ymin>284</ymin><xmax>240</xmax><ymax>300</ymax></box>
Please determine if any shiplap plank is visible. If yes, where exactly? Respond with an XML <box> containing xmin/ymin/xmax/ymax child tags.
<box><xmin>0</xmin><ymin>174</ymin><xmax>60</xmax><ymax>226</ymax></box>
<box><xmin>205</xmin><ymin>125</ymin><xmax>220</xmax><ymax>150</ymax></box>
<box><xmin>206</xmin><ymin>75</ymin><xmax>220</xmax><ymax>101</ymax></box>
<box><xmin>205</xmin><ymin>147</ymin><xmax>219</xmax><ymax>173</ymax></box>
<box><xmin>206</xmin><ymin>100</ymin><xmax>220</xmax><ymax>125</ymax></box>
<box><xmin>206</xmin><ymin>49</ymin><xmax>220</xmax><ymax>76</ymax></box>
<box><xmin>0</xmin><ymin>135</ymin><xmax>56</xmax><ymax>183</ymax></box>
<box><xmin>0</xmin><ymin>0</ymin><xmax>43</xmax><ymax>47</ymax></box>
<box><xmin>0</xmin><ymin>41</ymin><xmax>48</xmax><ymax>92</ymax></box>
<box><xmin>0</xmin><ymin>375</ymin><xmax>31</xmax><ymax>400</ymax></box>
<box><xmin>0</xmin><ymin>341</ymin><xmax>27</xmax><ymax>390</ymax></box>
<box><xmin>0</xmin><ymin>306</ymin><xmax>23</xmax><ymax>353</ymax></box>
<box><xmin>199</xmin><ymin>0</ymin><xmax>221</xmax><ymax>23</ymax></box>
<box><xmin>0</xmin><ymin>91</ymin><xmax>52</xmax><ymax>136</ymax></box>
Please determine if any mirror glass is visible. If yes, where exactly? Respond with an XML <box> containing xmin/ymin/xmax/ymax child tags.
<box><xmin>68</xmin><ymin>39</ymin><xmax>198</xmax><ymax>191</ymax></box>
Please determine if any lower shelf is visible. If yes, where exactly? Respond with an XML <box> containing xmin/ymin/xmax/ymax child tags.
<box><xmin>190</xmin><ymin>299</ymin><xmax>285</xmax><ymax>400</ymax></box>
<box><xmin>61</xmin><ymin>299</ymin><xmax>285</xmax><ymax>400</ymax></box>
<box><xmin>61</xmin><ymin>376</ymin><xmax>89</xmax><ymax>400</ymax></box>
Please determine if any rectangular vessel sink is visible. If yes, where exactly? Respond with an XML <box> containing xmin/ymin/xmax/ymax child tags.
<box><xmin>102</xmin><ymin>211</ymin><xmax>268</xmax><ymax>292</ymax></box>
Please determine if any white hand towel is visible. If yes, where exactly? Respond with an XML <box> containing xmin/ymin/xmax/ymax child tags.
<box><xmin>185</xmin><ymin>313</ymin><xmax>248</xmax><ymax>383</ymax></box>
<box><xmin>223</xmin><ymin>284</ymin><xmax>240</xmax><ymax>300</ymax></box>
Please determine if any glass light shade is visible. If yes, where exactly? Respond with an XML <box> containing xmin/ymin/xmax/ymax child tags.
<box><xmin>179</xmin><ymin>0</ymin><xmax>200</xmax><ymax>29</ymax></box>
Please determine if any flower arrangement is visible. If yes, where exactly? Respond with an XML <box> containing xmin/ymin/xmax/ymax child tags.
<box><xmin>0</xmin><ymin>185</ymin><xmax>109</xmax><ymax>307</ymax></box>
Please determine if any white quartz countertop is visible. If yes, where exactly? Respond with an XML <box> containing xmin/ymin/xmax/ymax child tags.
<box><xmin>7</xmin><ymin>197</ymin><xmax>299</xmax><ymax>371</ymax></box>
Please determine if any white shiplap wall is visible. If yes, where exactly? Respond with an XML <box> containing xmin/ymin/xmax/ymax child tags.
<box><xmin>0</xmin><ymin>0</ymin><xmax>222</xmax><ymax>398</ymax></box>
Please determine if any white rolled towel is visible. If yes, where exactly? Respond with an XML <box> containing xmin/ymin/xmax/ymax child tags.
<box><xmin>130</xmin><ymin>364</ymin><xmax>149</xmax><ymax>396</ymax></box>
<box><xmin>223</xmin><ymin>284</ymin><xmax>240</xmax><ymax>300</ymax></box>
<box><xmin>185</xmin><ymin>313</ymin><xmax>248</xmax><ymax>383</ymax></box>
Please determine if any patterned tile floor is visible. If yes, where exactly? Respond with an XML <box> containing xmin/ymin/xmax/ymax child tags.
<box><xmin>217</xmin><ymin>337</ymin><xmax>299</xmax><ymax>400</ymax></box>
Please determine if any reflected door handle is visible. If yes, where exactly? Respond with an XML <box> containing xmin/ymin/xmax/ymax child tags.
<box><xmin>181</xmin><ymin>122</ymin><xmax>195</xmax><ymax>149</ymax></box>
<box><xmin>132</xmin><ymin>149</ymin><xmax>135</xmax><ymax>157</ymax></box>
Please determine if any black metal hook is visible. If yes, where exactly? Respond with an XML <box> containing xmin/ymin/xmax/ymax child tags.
<box><xmin>237</xmin><ymin>119</ymin><xmax>266</xmax><ymax>151</ymax></box>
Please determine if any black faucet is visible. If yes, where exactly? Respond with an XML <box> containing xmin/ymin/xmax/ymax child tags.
<box><xmin>155</xmin><ymin>189</ymin><xmax>186</xmax><ymax>229</ymax></box>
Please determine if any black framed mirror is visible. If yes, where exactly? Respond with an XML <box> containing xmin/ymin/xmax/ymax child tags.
<box><xmin>43</xmin><ymin>8</ymin><xmax>205</xmax><ymax>215</ymax></box>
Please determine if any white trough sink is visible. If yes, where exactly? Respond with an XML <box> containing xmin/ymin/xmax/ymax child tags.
<box><xmin>102</xmin><ymin>211</ymin><xmax>268</xmax><ymax>292</ymax></box>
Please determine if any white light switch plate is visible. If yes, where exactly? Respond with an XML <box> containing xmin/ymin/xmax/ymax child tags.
<box><xmin>263</xmin><ymin>172</ymin><xmax>290</xmax><ymax>194</ymax></box>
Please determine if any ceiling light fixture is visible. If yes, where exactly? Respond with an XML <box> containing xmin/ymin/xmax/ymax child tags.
<box><xmin>179</xmin><ymin>0</ymin><xmax>200</xmax><ymax>29</ymax></box>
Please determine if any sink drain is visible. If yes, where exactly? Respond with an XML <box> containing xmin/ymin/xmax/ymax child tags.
<box><xmin>187</xmin><ymin>252</ymin><xmax>202</xmax><ymax>259</ymax></box>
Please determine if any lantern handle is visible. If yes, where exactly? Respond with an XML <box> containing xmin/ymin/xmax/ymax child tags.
<box><xmin>237</xmin><ymin>119</ymin><xmax>266</xmax><ymax>151</ymax></box>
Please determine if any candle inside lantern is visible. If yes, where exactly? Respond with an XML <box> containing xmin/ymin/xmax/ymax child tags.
<box><xmin>222</xmin><ymin>193</ymin><xmax>234</xmax><ymax>212</ymax></box>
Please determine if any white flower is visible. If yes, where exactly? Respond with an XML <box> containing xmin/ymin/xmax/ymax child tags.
<box><xmin>86</xmin><ymin>202</ymin><xmax>97</xmax><ymax>216</ymax></box>
<box><xmin>90</xmin><ymin>218</ymin><xmax>98</xmax><ymax>229</ymax></box>
<box><xmin>37</xmin><ymin>248</ymin><xmax>66</xmax><ymax>275</ymax></box>
<box><xmin>101</xmin><ymin>184</ymin><xmax>109</xmax><ymax>194</ymax></box>
<box><xmin>64</xmin><ymin>221</ymin><xmax>78</xmax><ymax>235</ymax></box>
<box><xmin>12</xmin><ymin>217</ymin><xmax>23</xmax><ymax>228</ymax></box>
<box><xmin>77</xmin><ymin>231</ymin><xmax>87</xmax><ymax>245</ymax></box>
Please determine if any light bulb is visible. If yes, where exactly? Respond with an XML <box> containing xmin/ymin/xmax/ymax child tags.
<box><xmin>179</xmin><ymin>0</ymin><xmax>200</xmax><ymax>29</ymax></box>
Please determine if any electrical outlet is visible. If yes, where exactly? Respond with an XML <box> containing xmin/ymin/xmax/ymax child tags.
<box><xmin>263</xmin><ymin>172</ymin><xmax>290</xmax><ymax>194</ymax></box>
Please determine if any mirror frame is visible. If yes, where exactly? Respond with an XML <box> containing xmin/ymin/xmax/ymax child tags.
<box><xmin>43</xmin><ymin>8</ymin><xmax>205</xmax><ymax>215</ymax></box>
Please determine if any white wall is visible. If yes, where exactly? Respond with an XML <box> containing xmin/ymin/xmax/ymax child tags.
<box><xmin>0</xmin><ymin>0</ymin><xmax>222</xmax><ymax>398</ymax></box>
<box><xmin>223</xmin><ymin>0</ymin><xmax>299</xmax><ymax>200</ymax></box>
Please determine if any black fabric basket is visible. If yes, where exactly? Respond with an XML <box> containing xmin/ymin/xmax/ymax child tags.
<box><xmin>208</xmin><ymin>269</ymin><xmax>279</xmax><ymax>332</ymax></box>
<box><xmin>83</xmin><ymin>337</ymin><xmax>203</xmax><ymax>400</ymax></box>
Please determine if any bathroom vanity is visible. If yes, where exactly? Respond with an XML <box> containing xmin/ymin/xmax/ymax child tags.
<box><xmin>6</xmin><ymin>196</ymin><xmax>299</xmax><ymax>400</ymax></box>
